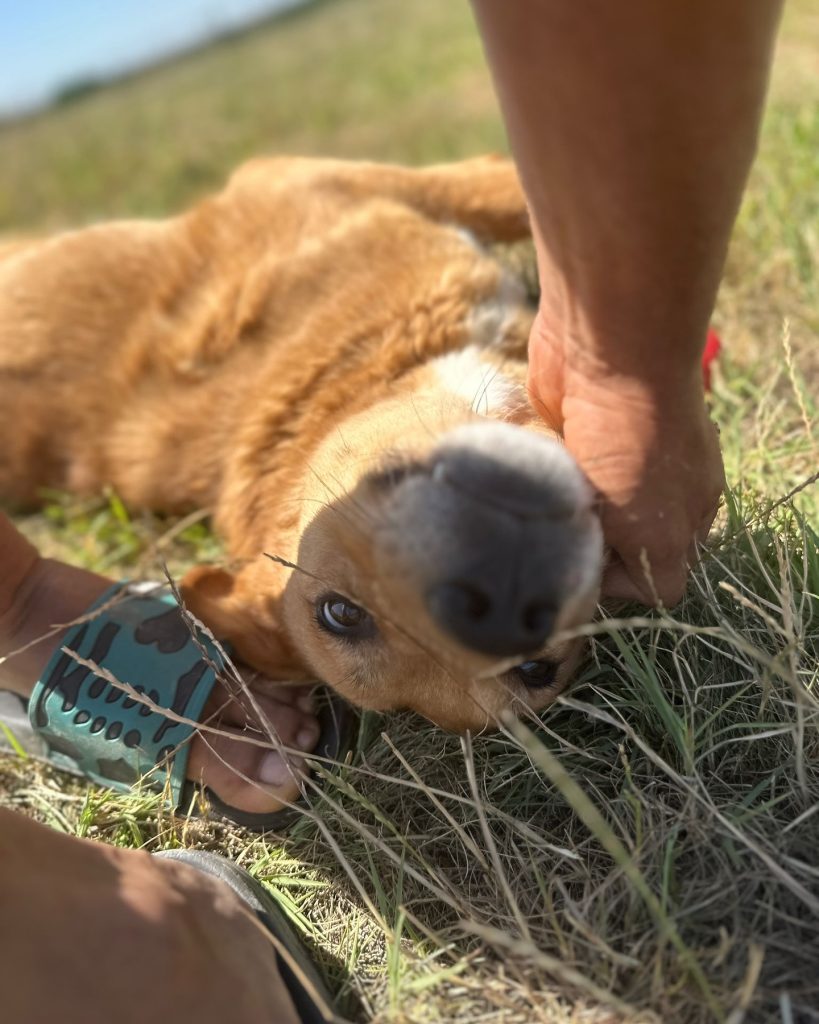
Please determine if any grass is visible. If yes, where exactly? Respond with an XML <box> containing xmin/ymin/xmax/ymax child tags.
<box><xmin>1</xmin><ymin>0</ymin><xmax>817</xmax><ymax>1021</ymax></box>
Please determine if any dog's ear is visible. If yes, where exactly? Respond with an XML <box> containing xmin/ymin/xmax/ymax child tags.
<box><xmin>181</xmin><ymin>565</ymin><xmax>309</xmax><ymax>680</ymax></box>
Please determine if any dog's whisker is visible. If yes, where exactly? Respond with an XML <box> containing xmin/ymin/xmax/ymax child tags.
<box><xmin>408</xmin><ymin>392</ymin><xmax>440</xmax><ymax>443</ymax></box>
<box><xmin>306</xmin><ymin>465</ymin><xmax>383</xmax><ymax>532</ymax></box>
<box><xmin>471</xmin><ymin>363</ymin><xmax>502</xmax><ymax>416</ymax></box>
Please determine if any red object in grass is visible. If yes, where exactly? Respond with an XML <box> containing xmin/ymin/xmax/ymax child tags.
<box><xmin>702</xmin><ymin>328</ymin><xmax>722</xmax><ymax>392</ymax></box>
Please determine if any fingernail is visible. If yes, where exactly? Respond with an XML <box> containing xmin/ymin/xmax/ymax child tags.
<box><xmin>297</xmin><ymin>727</ymin><xmax>316</xmax><ymax>751</ymax></box>
<box><xmin>258</xmin><ymin>751</ymin><xmax>289</xmax><ymax>786</ymax></box>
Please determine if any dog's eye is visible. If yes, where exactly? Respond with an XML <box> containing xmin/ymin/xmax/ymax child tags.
<box><xmin>316</xmin><ymin>594</ymin><xmax>373</xmax><ymax>639</ymax></box>
<box><xmin>512</xmin><ymin>659</ymin><xmax>559</xmax><ymax>689</ymax></box>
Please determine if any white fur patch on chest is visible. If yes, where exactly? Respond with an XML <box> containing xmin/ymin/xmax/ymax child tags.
<box><xmin>431</xmin><ymin>345</ymin><xmax>527</xmax><ymax>418</ymax></box>
<box><xmin>429</xmin><ymin>242</ymin><xmax>530</xmax><ymax>417</ymax></box>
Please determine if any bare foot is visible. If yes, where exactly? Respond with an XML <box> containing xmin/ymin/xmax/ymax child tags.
<box><xmin>0</xmin><ymin>558</ymin><xmax>320</xmax><ymax>815</ymax></box>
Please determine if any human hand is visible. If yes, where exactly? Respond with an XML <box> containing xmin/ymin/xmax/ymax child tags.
<box><xmin>527</xmin><ymin>310</ymin><xmax>724</xmax><ymax>607</ymax></box>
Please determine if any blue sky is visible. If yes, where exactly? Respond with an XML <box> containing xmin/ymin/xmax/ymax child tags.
<box><xmin>0</xmin><ymin>0</ymin><xmax>300</xmax><ymax>116</ymax></box>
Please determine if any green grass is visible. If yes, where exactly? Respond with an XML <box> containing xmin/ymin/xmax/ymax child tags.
<box><xmin>1</xmin><ymin>1</ymin><xmax>817</xmax><ymax>1022</ymax></box>
<box><xmin>0</xmin><ymin>0</ymin><xmax>504</xmax><ymax>230</ymax></box>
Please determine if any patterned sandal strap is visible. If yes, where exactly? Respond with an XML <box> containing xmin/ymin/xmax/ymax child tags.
<box><xmin>29</xmin><ymin>583</ymin><xmax>227</xmax><ymax>806</ymax></box>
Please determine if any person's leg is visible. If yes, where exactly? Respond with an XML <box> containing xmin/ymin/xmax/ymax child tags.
<box><xmin>0</xmin><ymin>511</ymin><xmax>319</xmax><ymax>813</ymax></box>
<box><xmin>0</xmin><ymin>807</ymin><xmax>303</xmax><ymax>1024</ymax></box>
<box><xmin>472</xmin><ymin>0</ymin><xmax>783</xmax><ymax>606</ymax></box>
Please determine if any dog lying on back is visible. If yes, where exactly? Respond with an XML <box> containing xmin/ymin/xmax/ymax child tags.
<box><xmin>0</xmin><ymin>156</ymin><xmax>602</xmax><ymax>731</ymax></box>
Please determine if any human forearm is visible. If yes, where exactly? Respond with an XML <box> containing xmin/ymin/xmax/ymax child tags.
<box><xmin>472</xmin><ymin>0</ymin><xmax>783</xmax><ymax>385</ymax></box>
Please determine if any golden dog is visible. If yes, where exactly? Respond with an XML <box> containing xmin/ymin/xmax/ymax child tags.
<box><xmin>0</xmin><ymin>156</ymin><xmax>602</xmax><ymax>731</ymax></box>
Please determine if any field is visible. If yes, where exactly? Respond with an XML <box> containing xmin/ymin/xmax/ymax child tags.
<box><xmin>1</xmin><ymin>1</ymin><xmax>817</xmax><ymax>1021</ymax></box>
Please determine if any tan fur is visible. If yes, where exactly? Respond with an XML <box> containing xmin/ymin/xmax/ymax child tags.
<box><xmin>0</xmin><ymin>156</ymin><xmax>600</xmax><ymax>731</ymax></box>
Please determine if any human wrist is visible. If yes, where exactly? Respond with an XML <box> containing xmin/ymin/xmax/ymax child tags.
<box><xmin>530</xmin><ymin>210</ymin><xmax>719</xmax><ymax>396</ymax></box>
<box><xmin>0</xmin><ymin>557</ymin><xmax>111</xmax><ymax>697</ymax></box>
<box><xmin>532</xmin><ymin>300</ymin><xmax>709</xmax><ymax>407</ymax></box>
<box><xmin>571</xmin><ymin>355</ymin><xmax>706</xmax><ymax>412</ymax></box>
<box><xmin>0</xmin><ymin>515</ymin><xmax>41</xmax><ymax>620</ymax></box>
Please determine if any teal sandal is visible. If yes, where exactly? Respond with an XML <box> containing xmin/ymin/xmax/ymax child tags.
<box><xmin>3</xmin><ymin>583</ymin><xmax>354</xmax><ymax>831</ymax></box>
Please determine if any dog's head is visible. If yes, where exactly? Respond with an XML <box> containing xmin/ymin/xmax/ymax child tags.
<box><xmin>184</xmin><ymin>350</ymin><xmax>602</xmax><ymax>732</ymax></box>
<box><xmin>180</xmin><ymin>156</ymin><xmax>602</xmax><ymax>729</ymax></box>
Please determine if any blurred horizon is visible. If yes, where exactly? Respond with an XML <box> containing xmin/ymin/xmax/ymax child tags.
<box><xmin>0</xmin><ymin>0</ymin><xmax>306</xmax><ymax>118</ymax></box>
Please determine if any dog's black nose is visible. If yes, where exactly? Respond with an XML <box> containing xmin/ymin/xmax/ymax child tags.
<box><xmin>416</xmin><ymin>423</ymin><xmax>600</xmax><ymax>657</ymax></box>
<box><xmin>427</xmin><ymin>579</ymin><xmax>559</xmax><ymax>657</ymax></box>
<box><xmin>432</xmin><ymin>444</ymin><xmax>577</xmax><ymax>520</ymax></box>
<box><xmin>377</xmin><ymin>422</ymin><xmax>601</xmax><ymax>659</ymax></box>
